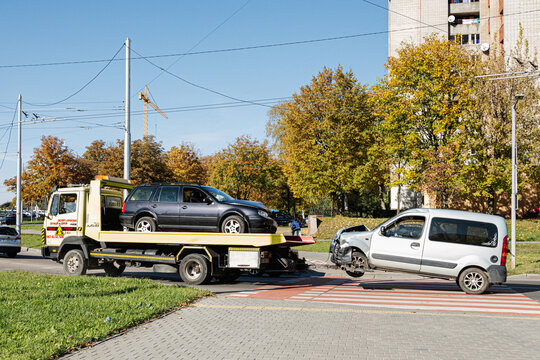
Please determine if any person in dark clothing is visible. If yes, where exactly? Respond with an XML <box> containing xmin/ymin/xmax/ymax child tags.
<box><xmin>291</xmin><ymin>217</ymin><xmax>301</xmax><ymax>236</ymax></box>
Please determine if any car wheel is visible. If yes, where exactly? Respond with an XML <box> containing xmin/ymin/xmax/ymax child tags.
<box><xmin>179</xmin><ymin>254</ymin><xmax>211</xmax><ymax>285</ymax></box>
<box><xmin>5</xmin><ymin>250</ymin><xmax>18</xmax><ymax>258</ymax></box>
<box><xmin>103</xmin><ymin>261</ymin><xmax>126</xmax><ymax>277</ymax></box>
<box><xmin>135</xmin><ymin>217</ymin><xmax>156</xmax><ymax>232</ymax></box>
<box><xmin>221</xmin><ymin>215</ymin><xmax>246</xmax><ymax>234</ymax></box>
<box><xmin>458</xmin><ymin>267</ymin><xmax>489</xmax><ymax>295</ymax></box>
<box><xmin>346</xmin><ymin>251</ymin><xmax>368</xmax><ymax>278</ymax></box>
<box><xmin>63</xmin><ymin>249</ymin><xmax>87</xmax><ymax>276</ymax></box>
<box><xmin>248</xmin><ymin>269</ymin><xmax>264</xmax><ymax>277</ymax></box>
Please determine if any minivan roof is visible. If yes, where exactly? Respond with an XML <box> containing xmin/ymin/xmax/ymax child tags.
<box><xmin>400</xmin><ymin>208</ymin><xmax>505</xmax><ymax>223</ymax></box>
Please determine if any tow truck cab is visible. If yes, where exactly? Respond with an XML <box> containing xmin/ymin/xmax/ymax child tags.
<box><xmin>42</xmin><ymin>176</ymin><xmax>313</xmax><ymax>284</ymax></box>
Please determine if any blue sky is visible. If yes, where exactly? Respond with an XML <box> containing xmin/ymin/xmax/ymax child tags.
<box><xmin>0</xmin><ymin>0</ymin><xmax>389</xmax><ymax>204</ymax></box>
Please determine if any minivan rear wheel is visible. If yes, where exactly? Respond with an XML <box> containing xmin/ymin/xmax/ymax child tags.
<box><xmin>458</xmin><ymin>267</ymin><xmax>489</xmax><ymax>295</ymax></box>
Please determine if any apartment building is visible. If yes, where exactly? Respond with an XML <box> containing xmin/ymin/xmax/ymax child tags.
<box><xmin>388</xmin><ymin>0</ymin><xmax>539</xmax><ymax>58</ymax></box>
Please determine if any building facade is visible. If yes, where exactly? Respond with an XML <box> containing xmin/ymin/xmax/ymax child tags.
<box><xmin>388</xmin><ymin>0</ymin><xmax>539</xmax><ymax>58</ymax></box>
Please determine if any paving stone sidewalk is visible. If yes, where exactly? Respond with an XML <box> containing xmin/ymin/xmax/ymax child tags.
<box><xmin>64</xmin><ymin>294</ymin><xmax>540</xmax><ymax>360</ymax></box>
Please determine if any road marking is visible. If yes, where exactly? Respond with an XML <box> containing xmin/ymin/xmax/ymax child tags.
<box><xmin>225</xmin><ymin>277</ymin><xmax>540</xmax><ymax>317</ymax></box>
<box><xmin>193</xmin><ymin>304</ymin><xmax>540</xmax><ymax>321</ymax></box>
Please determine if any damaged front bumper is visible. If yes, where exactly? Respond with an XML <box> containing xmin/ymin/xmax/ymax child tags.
<box><xmin>329</xmin><ymin>238</ymin><xmax>353</xmax><ymax>266</ymax></box>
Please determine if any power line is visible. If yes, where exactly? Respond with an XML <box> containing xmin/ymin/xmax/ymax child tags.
<box><xmin>0</xmin><ymin>103</ymin><xmax>17</xmax><ymax>171</ymax></box>
<box><xmin>362</xmin><ymin>0</ymin><xmax>447</xmax><ymax>34</ymax></box>
<box><xmin>2</xmin><ymin>8</ymin><xmax>538</xmax><ymax>70</ymax></box>
<box><xmin>22</xmin><ymin>44</ymin><xmax>125</xmax><ymax>107</ymax></box>
<box><xmin>144</xmin><ymin>0</ymin><xmax>252</xmax><ymax>90</ymax></box>
<box><xmin>131</xmin><ymin>47</ymin><xmax>274</xmax><ymax>108</ymax></box>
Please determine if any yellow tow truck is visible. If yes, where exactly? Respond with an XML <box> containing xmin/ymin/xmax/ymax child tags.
<box><xmin>41</xmin><ymin>176</ymin><xmax>314</xmax><ymax>284</ymax></box>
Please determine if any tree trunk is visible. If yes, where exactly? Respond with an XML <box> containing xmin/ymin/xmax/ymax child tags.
<box><xmin>397</xmin><ymin>184</ymin><xmax>401</xmax><ymax>214</ymax></box>
<box><xmin>486</xmin><ymin>189</ymin><xmax>496</xmax><ymax>215</ymax></box>
<box><xmin>440</xmin><ymin>190</ymin><xmax>448</xmax><ymax>209</ymax></box>
<box><xmin>378</xmin><ymin>184</ymin><xmax>386</xmax><ymax>210</ymax></box>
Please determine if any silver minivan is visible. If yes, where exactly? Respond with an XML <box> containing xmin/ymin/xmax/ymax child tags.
<box><xmin>330</xmin><ymin>209</ymin><xmax>508</xmax><ymax>294</ymax></box>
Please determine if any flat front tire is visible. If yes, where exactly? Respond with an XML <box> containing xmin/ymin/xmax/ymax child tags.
<box><xmin>63</xmin><ymin>249</ymin><xmax>87</xmax><ymax>276</ymax></box>
<box><xmin>346</xmin><ymin>251</ymin><xmax>368</xmax><ymax>278</ymax></box>
<box><xmin>458</xmin><ymin>267</ymin><xmax>489</xmax><ymax>295</ymax></box>
<box><xmin>135</xmin><ymin>217</ymin><xmax>156</xmax><ymax>232</ymax></box>
<box><xmin>179</xmin><ymin>254</ymin><xmax>211</xmax><ymax>285</ymax></box>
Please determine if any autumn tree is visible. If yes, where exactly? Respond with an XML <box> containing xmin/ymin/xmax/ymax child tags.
<box><xmin>267</xmin><ymin>66</ymin><xmax>376</xmax><ymax>214</ymax></box>
<box><xmin>82</xmin><ymin>136</ymin><xmax>170</xmax><ymax>185</ymax></box>
<box><xmin>374</xmin><ymin>35</ymin><xmax>480</xmax><ymax>208</ymax></box>
<box><xmin>166</xmin><ymin>142</ymin><xmax>207</xmax><ymax>183</ymax></box>
<box><xmin>464</xmin><ymin>27</ymin><xmax>540</xmax><ymax>214</ymax></box>
<box><xmin>208</xmin><ymin>136</ymin><xmax>285</xmax><ymax>208</ymax></box>
<box><xmin>4</xmin><ymin>136</ymin><xmax>89</xmax><ymax>203</ymax></box>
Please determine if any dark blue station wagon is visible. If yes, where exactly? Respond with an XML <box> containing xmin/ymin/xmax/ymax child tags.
<box><xmin>119</xmin><ymin>183</ymin><xmax>277</xmax><ymax>234</ymax></box>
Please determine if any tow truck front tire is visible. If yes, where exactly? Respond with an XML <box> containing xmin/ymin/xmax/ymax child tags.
<box><xmin>103</xmin><ymin>261</ymin><xmax>126</xmax><ymax>277</ymax></box>
<box><xmin>179</xmin><ymin>254</ymin><xmax>211</xmax><ymax>285</ymax></box>
<box><xmin>63</xmin><ymin>249</ymin><xmax>87</xmax><ymax>276</ymax></box>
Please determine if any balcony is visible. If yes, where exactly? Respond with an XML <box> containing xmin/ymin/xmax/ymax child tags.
<box><xmin>450</xmin><ymin>1</ymin><xmax>480</xmax><ymax>15</ymax></box>
<box><xmin>449</xmin><ymin>23</ymin><xmax>480</xmax><ymax>36</ymax></box>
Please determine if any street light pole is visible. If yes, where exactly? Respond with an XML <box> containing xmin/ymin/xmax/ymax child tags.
<box><xmin>511</xmin><ymin>94</ymin><xmax>524</xmax><ymax>270</ymax></box>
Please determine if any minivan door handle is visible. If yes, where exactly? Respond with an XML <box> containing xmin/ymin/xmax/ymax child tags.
<box><xmin>410</xmin><ymin>242</ymin><xmax>420</xmax><ymax>249</ymax></box>
<box><xmin>151</xmin><ymin>204</ymin><xmax>157</xmax><ymax>208</ymax></box>
<box><xmin>181</xmin><ymin>205</ymin><xmax>188</xmax><ymax>209</ymax></box>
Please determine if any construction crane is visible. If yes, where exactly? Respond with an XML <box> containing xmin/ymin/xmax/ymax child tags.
<box><xmin>138</xmin><ymin>85</ymin><xmax>168</xmax><ymax>138</ymax></box>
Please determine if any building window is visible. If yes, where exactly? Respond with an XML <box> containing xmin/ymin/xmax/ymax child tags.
<box><xmin>460</xmin><ymin>34</ymin><xmax>469</xmax><ymax>45</ymax></box>
<box><xmin>471</xmin><ymin>34</ymin><xmax>480</xmax><ymax>44</ymax></box>
<box><xmin>449</xmin><ymin>0</ymin><xmax>479</xmax><ymax>3</ymax></box>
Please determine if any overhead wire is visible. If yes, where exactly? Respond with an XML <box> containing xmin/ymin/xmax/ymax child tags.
<box><xmin>1</xmin><ymin>8</ymin><xmax>538</xmax><ymax>70</ymax></box>
<box><xmin>0</xmin><ymin>103</ymin><xmax>17</xmax><ymax>170</ymax></box>
<box><xmin>130</xmin><ymin>47</ymin><xmax>273</xmax><ymax>108</ymax></box>
<box><xmin>143</xmin><ymin>0</ymin><xmax>252</xmax><ymax>90</ymax></box>
<box><xmin>22</xmin><ymin>43</ymin><xmax>125</xmax><ymax>107</ymax></box>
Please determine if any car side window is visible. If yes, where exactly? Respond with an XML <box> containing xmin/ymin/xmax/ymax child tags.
<box><xmin>384</xmin><ymin>216</ymin><xmax>425</xmax><ymax>239</ymax></box>
<box><xmin>158</xmin><ymin>186</ymin><xmax>178</xmax><ymax>203</ymax></box>
<box><xmin>129</xmin><ymin>187</ymin><xmax>155</xmax><ymax>201</ymax></box>
<box><xmin>182</xmin><ymin>187</ymin><xmax>209</xmax><ymax>203</ymax></box>
<box><xmin>429</xmin><ymin>217</ymin><xmax>498</xmax><ymax>247</ymax></box>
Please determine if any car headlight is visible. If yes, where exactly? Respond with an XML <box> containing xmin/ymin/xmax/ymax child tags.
<box><xmin>258</xmin><ymin>210</ymin><xmax>270</xmax><ymax>218</ymax></box>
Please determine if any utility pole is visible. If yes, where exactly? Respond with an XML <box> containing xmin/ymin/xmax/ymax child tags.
<box><xmin>511</xmin><ymin>94</ymin><xmax>524</xmax><ymax>269</ymax></box>
<box><xmin>124</xmin><ymin>37</ymin><xmax>131</xmax><ymax>192</ymax></box>
<box><xmin>16</xmin><ymin>95</ymin><xmax>22</xmax><ymax>234</ymax></box>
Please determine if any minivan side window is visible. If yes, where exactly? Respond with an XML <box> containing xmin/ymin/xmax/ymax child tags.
<box><xmin>428</xmin><ymin>217</ymin><xmax>498</xmax><ymax>247</ymax></box>
<box><xmin>384</xmin><ymin>216</ymin><xmax>425</xmax><ymax>239</ymax></box>
<box><xmin>129</xmin><ymin>187</ymin><xmax>155</xmax><ymax>201</ymax></box>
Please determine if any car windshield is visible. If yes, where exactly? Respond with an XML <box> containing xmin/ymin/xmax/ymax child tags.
<box><xmin>201</xmin><ymin>186</ymin><xmax>234</xmax><ymax>202</ymax></box>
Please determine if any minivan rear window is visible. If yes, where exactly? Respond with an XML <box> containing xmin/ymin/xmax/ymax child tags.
<box><xmin>428</xmin><ymin>217</ymin><xmax>498</xmax><ymax>247</ymax></box>
<box><xmin>129</xmin><ymin>187</ymin><xmax>155</xmax><ymax>201</ymax></box>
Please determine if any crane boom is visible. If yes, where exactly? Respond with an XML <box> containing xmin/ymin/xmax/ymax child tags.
<box><xmin>138</xmin><ymin>85</ymin><xmax>167</xmax><ymax>139</ymax></box>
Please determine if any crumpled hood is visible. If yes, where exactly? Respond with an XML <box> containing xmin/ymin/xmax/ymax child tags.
<box><xmin>334</xmin><ymin>224</ymin><xmax>374</xmax><ymax>243</ymax></box>
<box><xmin>223</xmin><ymin>199</ymin><xmax>268</xmax><ymax>211</ymax></box>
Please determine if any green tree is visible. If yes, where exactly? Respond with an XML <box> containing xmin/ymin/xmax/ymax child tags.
<box><xmin>374</xmin><ymin>35</ymin><xmax>480</xmax><ymax>208</ymax></box>
<box><xmin>166</xmin><ymin>143</ymin><xmax>207</xmax><ymax>184</ymax></box>
<box><xmin>267</xmin><ymin>66</ymin><xmax>376</xmax><ymax>214</ymax></box>
<box><xmin>208</xmin><ymin>136</ymin><xmax>284</xmax><ymax>208</ymax></box>
<box><xmin>465</xmin><ymin>27</ymin><xmax>540</xmax><ymax>214</ymax></box>
<box><xmin>4</xmin><ymin>136</ymin><xmax>89</xmax><ymax>203</ymax></box>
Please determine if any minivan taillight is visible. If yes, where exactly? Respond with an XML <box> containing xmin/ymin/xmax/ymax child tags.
<box><xmin>501</xmin><ymin>235</ymin><xmax>508</xmax><ymax>266</ymax></box>
<box><xmin>16</xmin><ymin>236</ymin><xmax>21</xmax><ymax>240</ymax></box>
<box><xmin>121</xmin><ymin>202</ymin><xmax>126</xmax><ymax>213</ymax></box>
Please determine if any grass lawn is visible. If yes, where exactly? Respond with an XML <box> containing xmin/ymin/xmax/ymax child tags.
<box><xmin>508</xmin><ymin>243</ymin><xmax>540</xmax><ymax>276</ymax></box>
<box><xmin>21</xmin><ymin>223</ymin><xmax>43</xmax><ymax>231</ymax></box>
<box><xmin>0</xmin><ymin>271</ymin><xmax>209</xmax><ymax>360</ymax></box>
<box><xmin>21</xmin><ymin>234</ymin><xmax>43</xmax><ymax>249</ymax></box>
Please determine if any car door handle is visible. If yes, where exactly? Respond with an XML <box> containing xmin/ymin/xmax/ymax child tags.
<box><xmin>182</xmin><ymin>205</ymin><xmax>188</xmax><ymax>209</ymax></box>
<box><xmin>410</xmin><ymin>242</ymin><xmax>420</xmax><ymax>249</ymax></box>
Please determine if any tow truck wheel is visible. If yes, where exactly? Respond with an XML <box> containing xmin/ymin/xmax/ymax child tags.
<box><xmin>179</xmin><ymin>254</ymin><xmax>211</xmax><ymax>285</ymax></box>
<box><xmin>135</xmin><ymin>217</ymin><xmax>156</xmax><ymax>232</ymax></box>
<box><xmin>63</xmin><ymin>249</ymin><xmax>87</xmax><ymax>276</ymax></box>
<box><xmin>346</xmin><ymin>251</ymin><xmax>368</xmax><ymax>278</ymax></box>
<box><xmin>103</xmin><ymin>261</ymin><xmax>126</xmax><ymax>277</ymax></box>
<box><xmin>221</xmin><ymin>215</ymin><xmax>245</xmax><ymax>234</ymax></box>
